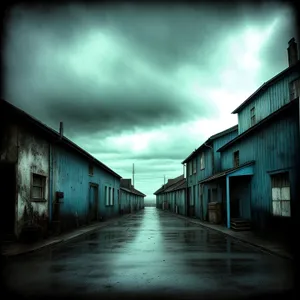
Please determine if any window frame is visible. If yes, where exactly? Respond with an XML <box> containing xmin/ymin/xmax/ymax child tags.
<box><xmin>189</xmin><ymin>161</ymin><xmax>192</xmax><ymax>176</ymax></box>
<box><xmin>289</xmin><ymin>78</ymin><xmax>300</xmax><ymax>101</ymax></box>
<box><xmin>31</xmin><ymin>173</ymin><xmax>47</xmax><ymax>202</ymax></box>
<box><xmin>200</xmin><ymin>152</ymin><xmax>205</xmax><ymax>170</ymax></box>
<box><xmin>233</xmin><ymin>150</ymin><xmax>239</xmax><ymax>168</ymax></box>
<box><xmin>250</xmin><ymin>107</ymin><xmax>256</xmax><ymax>126</ymax></box>
<box><xmin>193</xmin><ymin>159</ymin><xmax>197</xmax><ymax>174</ymax></box>
<box><xmin>271</xmin><ymin>172</ymin><xmax>291</xmax><ymax>217</ymax></box>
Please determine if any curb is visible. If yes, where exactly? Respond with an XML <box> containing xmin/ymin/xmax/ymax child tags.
<box><xmin>164</xmin><ymin>210</ymin><xmax>293</xmax><ymax>261</ymax></box>
<box><xmin>2</xmin><ymin>213</ymin><xmax>134</xmax><ymax>258</ymax></box>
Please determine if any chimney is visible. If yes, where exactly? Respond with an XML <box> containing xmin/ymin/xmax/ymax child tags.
<box><xmin>287</xmin><ymin>38</ymin><xmax>298</xmax><ymax>66</ymax></box>
<box><xmin>59</xmin><ymin>121</ymin><xmax>63</xmax><ymax>139</ymax></box>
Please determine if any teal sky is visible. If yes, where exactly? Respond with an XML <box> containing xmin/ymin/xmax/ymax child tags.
<box><xmin>3</xmin><ymin>3</ymin><xmax>297</xmax><ymax>201</ymax></box>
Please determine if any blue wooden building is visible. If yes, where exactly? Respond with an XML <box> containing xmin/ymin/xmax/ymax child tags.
<box><xmin>120</xmin><ymin>178</ymin><xmax>146</xmax><ymax>214</ymax></box>
<box><xmin>182</xmin><ymin>125</ymin><xmax>238</xmax><ymax>219</ymax></box>
<box><xmin>154</xmin><ymin>175</ymin><xmax>185</xmax><ymax>212</ymax></box>
<box><xmin>0</xmin><ymin>99</ymin><xmax>123</xmax><ymax>240</ymax></box>
<box><xmin>200</xmin><ymin>38</ymin><xmax>300</xmax><ymax>233</ymax></box>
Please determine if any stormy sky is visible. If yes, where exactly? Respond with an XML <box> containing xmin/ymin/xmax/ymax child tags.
<box><xmin>3</xmin><ymin>2</ymin><xmax>297</xmax><ymax>201</ymax></box>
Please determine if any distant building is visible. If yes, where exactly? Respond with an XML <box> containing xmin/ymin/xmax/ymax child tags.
<box><xmin>120</xmin><ymin>179</ymin><xmax>145</xmax><ymax>213</ymax></box>
<box><xmin>182</xmin><ymin>125</ymin><xmax>238</xmax><ymax>219</ymax></box>
<box><xmin>154</xmin><ymin>175</ymin><xmax>186</xmax><ymax>214</ymax></box>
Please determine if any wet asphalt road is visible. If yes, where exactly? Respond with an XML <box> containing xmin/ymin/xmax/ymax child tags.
<box><xmin>3</xmin><ymin>208</ymin><xmax>293</xmax><ymax>299</ymax></box>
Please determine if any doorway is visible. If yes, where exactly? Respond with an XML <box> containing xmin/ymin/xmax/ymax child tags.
<box><xmin>0</xmin><ymin>162</ymin><xmax>16</xmax><ymax>237</ymax></box>
<box><xmin>89</xmin><ymin>184</ymin><xmax>99</xmax><ymax>222</ymax></box>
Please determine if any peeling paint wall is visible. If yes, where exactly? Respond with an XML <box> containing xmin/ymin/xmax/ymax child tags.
<box><xmin>16</xmin><ymin>125</ymin><xmax>49</xmax><ymax>237</ymax></box>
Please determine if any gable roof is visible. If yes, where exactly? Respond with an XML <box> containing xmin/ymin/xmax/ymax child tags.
<box><xmin>121</xmin><ymin>186</ymin><xmax>146</xmax><ymax>197</ymax></box>
<box><xmin>153</xmin><ymin>174</ymin><xmax>184</xmax><ymax>195</ymax></box>
<box><xmin>0</xmin><ymin>99</ymin><xmax>122</xmax><ymax>179</ymax></box>
<box><xmin>164</xmin><ymin>178</ymin><xmax>186</xmax><ymax>192</ymax></box>
<box><xmin>181</xmin><ymin>125</ymin><xmax>238</xmax><ymax>164</ymax></box>
<box><xmin>232</xmin><ymin>60</ymin><xmax>300</xmax><ymax>114</ymax></box>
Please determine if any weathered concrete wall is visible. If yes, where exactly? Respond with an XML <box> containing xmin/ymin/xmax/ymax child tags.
<box><xmin>16</xmin><ymin>125</ymin><xmax>49</xmax><ymax>237</ymax></box>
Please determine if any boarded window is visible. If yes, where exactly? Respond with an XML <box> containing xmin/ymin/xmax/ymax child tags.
<box><xmin>31</xmin><ymin>174</ymin><xmax>46</xmax><ymax>200</ymax></box>
<box><xmin>271</xmin><ymin>172</ymin><xmax>291</xmax><ymax>217</ymax></box>
<box><xmin>233</xmin><ymin>151</ymin><xmax>239</xmax><ymax>168</ymax></box>
<box><xmin>200</xmin><ymin>152</ymin><xmax>205</xmax><ymax>170</ymax></box>
<box><xmin>289</xmin><ymin>78</ymin><xmax>300</xmax><ymax>100</ymax></box>
<box><xmin>89</xmin><ymin>163</ymin><xmax>93</xmax><ymax>176</ymax></box>
<box><xmin>250</xmin><ymin>107</ymin><xmax>256</xmax><ymax>126</ymax></box>
<box><xmin>193</xmin><ymin>159</ymin><xmax>196</xmax><ymax>174</ymax></box>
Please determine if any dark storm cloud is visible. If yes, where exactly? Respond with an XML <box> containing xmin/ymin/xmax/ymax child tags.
<box><xmin>4</xmin><ymin>2</ymin><xmax>294</xmax><ymax>138</ymax></box>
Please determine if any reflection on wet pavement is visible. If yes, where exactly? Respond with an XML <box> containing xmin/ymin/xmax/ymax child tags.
<box><xmin>3</xmin><ymin>208</ymin><xmax>293</xmax><ymax>299</ymax></box>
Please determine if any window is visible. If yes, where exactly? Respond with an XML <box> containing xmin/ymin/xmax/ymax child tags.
<box><xmin>111</xmin><ymin>188</ymin><xmax>114</xmax><ymax>206</ymax></box>
<box><xmin>31</xmin><ymin>173</ymin><xmax>46</xmax><ymax>201</ymax></box>
<box><xmin>189</xmin><ymin>161</ymin><xmax>192</xmax><ymax>176</ymax></box>
<box><xmin>193</xmin><ymin>159</ymin><xmax>196</xmax><ymax>174</ymax></box>
<box><xmin>200</xmin><ymin>152</ymin><xmax>205</xmax><ymax>170</ymax></box>
<box><xmin>108</xmin><ymin>187</ymin><xmax>112</xmax><ymax>205</ymax></box>
<box><xmin>233</xmin><ymin>151</ymin><xmax>239</xmax><ymax>168</ymax></box>
<box><xmin>289</xmin><ymin>78</ymin><xmax>300</xmax><ymax>100</ymax></box>
<box><xmin>89</xmin><ymin>163</ymin><xmax>94</xmax><ymax>176</ymax></box>
<box><xmin>271</xmin><ymin>172</ymin><xmax>291</xmax><ymax>217</ymax></box>
<box><xmin>250</xmin><ymin>107</ymin><xmax>256</xmax><ymax>126</ymax></box>
<box><xmin>105</xmin><ymin>186</ymin><xmax>109</xmax><ymax>206</ymax></box>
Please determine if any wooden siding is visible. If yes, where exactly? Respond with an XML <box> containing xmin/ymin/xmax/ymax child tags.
<box><xmin>221</xmin><ymin>105</ymin><xmax>299</xmax><ymax>228</ymax></box>
<box><xmin>213</xmin><ymin>130</ymin><xmax>238</xmax><ymax>173</ymax></box>
<box><xmin>238</xmin><ymin>71</ymin><xmax>300</xmax><ymax>134</ymax></box>
<box><xmin>186</xmin><ymin>129</ymin><xmax>238</xmax><ymax>220</ymax></box>
<box><xmin>53</xmin><ymin>144</ymin><xmax>120</xmax><ymax>231</ymax></box>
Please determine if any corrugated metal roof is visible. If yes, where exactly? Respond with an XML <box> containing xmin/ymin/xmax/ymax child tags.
<box><xmin>198</xmin><ymin>161</ymin><xmax>255</xmax><ymax>183</ymax></box>
<box><xmin>217</xmin><ymin>98</ymin><xmax>298</xmax><ymax>152</ymax></box>
<box><xmin>0</xmin><ymin>99</ymin><xmax>122</xmax><ymax>178</ymax></box>
<box><xmin>181</xmin><ymin>125</ymin><xmax>238</xmax><ymax>164</ymax></box>
<box><xmin>232</xmin><ymin>60</ymin><xmax>300</xmax><ymax>114</ymax></box>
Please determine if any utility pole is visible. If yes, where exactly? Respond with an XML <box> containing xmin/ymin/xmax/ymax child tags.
<box><xmin>133</xmin><ymin>163</ymin><xmax>135</xmax><ymax>187</ymax></box>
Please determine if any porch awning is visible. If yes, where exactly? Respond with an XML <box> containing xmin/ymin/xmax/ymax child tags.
<box><xmin>198</xmin><ymin>161</ymin><xmax>255</xmax><ymax>184</ymax></box>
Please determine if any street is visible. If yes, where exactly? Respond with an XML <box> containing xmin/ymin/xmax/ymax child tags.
<box><xmin>3</xmin><ymin>207</ymin><xmax>293</xmax><ymax>299</ymax></box>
